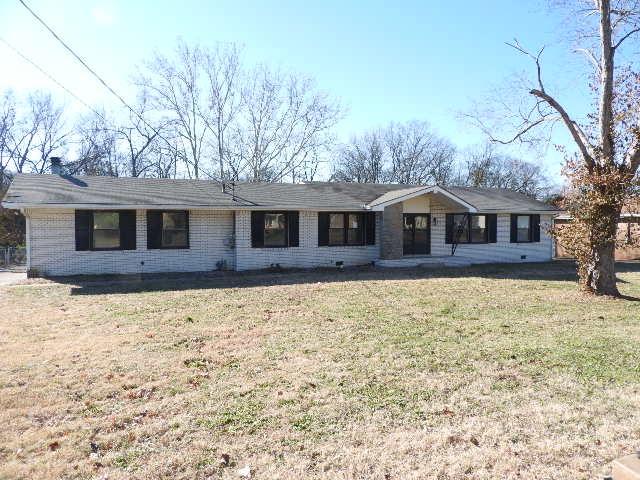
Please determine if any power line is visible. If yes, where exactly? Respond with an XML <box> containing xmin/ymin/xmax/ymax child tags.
<box><xmin>17</xmin><ymin>0</ymin><xmax>226</xmax><ymax>182</ymax></box>
<box><xmin>0</xmin><ymin>36</ymin><xmax>107</xmax><ymax>122</ymax></box>
<box><xmin>17</xmin><ymin>0</ymin><xmax>149</xmax><ymax>127</ymax></box>
<box><xmin>16</xmin><ymin>0</ymin><xmax>190</xmax><ymax>169</ymax></box>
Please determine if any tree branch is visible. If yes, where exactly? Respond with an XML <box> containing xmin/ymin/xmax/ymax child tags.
<box><xmin>613</xmin><ymin>27</ymin><xmax>640</xmax><ymax>50</ymax></box>
<box><xmin>530</xmin><ymin>88</ymin><xmax>595</xmax><ymax>168</ymax></box>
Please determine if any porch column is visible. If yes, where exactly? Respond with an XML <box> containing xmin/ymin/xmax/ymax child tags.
<box><xmin>381</xmin><ymin>203</ymin><xmax>403</xmax><ymax>260</ymax></box>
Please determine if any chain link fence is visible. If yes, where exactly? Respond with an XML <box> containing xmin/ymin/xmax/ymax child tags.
<box><xmin>1</xmin><ymin>247</ymin><xmax>26</xmax><ymax>268</ymax></box>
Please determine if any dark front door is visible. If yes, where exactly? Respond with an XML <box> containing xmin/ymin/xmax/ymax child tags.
<box><xmin>403</xmin><ymin>214</ymin><xmax>430</xmax><ymax>255</ymax></box>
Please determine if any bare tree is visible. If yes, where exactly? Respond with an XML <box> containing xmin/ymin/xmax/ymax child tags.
<box><xmin>116</xmin><ymin>94</ymin><xmax>174</xmax><ymax>177</ymax></box>
<box><xmin>469</xmin><ymin>0</ymin><xmax>640</xmax><ymax>296</ymax></box>
<box><xmin>332</xmin><ymin>130</ymin><xmax>386</xmax><ymax>183</ymax></box>
<box><xmin>4</xmin><ymin>92</ymin><xmax>68</xmax><ymax>175</ymax></box>
<box><xmin>0</xmin><ymin>92</ymin><xmax>17</xmax><ymax>187</ymax></box>
<box><xmin>385</xmin><ymin>121</ymin><xmax>457</xmax><ymax>184</ymax></box>
<box><xmin>332</xmin><ymin>121</ymin><xmax>457</xmax><ymax>185</ymax></box>
<box><xmin>138</xmin><ymin>41</ymin><xmax>209</xmax><ymax>179</ymax></box>
<box><xmin>457</xmin><ymin>143</ymin><xmax>552</xmax><ymax>198</ymax></box>
<box><xmin>234</xmin><ymin>66</ymin><xmax>341</xmax><ymax>182</ymax></box>
<box><xmin>68</xmin><ymin>111</ymin><xmax>120</xmax><ymax>176</ymax></box>
<box><xmin>202</xmin><ymin>44</ymin><xmax>242</xmax><ymax>180</ymax></box>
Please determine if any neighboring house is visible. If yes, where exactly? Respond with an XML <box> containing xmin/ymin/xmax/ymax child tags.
<box><xmin>1</xmin><ymin>168</ymin><xmax>559</xmax><ymax>277</ymax></box>
<box><xmin>554</xmin><ymin>210</ymin><xmax>640</xmax><ymax>261</ymax></box>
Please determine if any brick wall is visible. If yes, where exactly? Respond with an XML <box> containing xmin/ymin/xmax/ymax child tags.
<box><xmin>234</xmin><ymin>210</ymin><xmax>381</xmax><ymax>271</ymax></box>
<box><xmin>26</xmin><ymin>208</ymin><xmax>235</xmax><ymax>276</ymax></box>
<box><xmin>428</xmin><ymin>198</ymin><xmax>554</xmax><ymax>263</ymax></box>
<box><xmin>381</xmin><ymin>203</ymin><xmax>403</xmax><ymax>260</ymax></box>
<box><xmin>25</xmin><ymin>199</ymin><xmax>554</xmax><ymax>276</ymax></box>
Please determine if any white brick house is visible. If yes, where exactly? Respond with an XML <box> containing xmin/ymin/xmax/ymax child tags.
<box><xmin>2</xmin><ymin>173</ymin><xmax>558</xmax><ymax>277</ymax></box>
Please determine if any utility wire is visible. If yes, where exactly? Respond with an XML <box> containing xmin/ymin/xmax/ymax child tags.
<box><xmin>17</xmin><ymin>0</ymin><xmax>223</xmax><ymax>182</ymax></box>
<box><xmin>0</xmin><ymin>36</ymin><xmax>107</xmax><ymax>122</ymax></box>
<box><xmin>17</xmin><ymin>0</ymin><xmax>150</xmax><ymax>129</ymax></box>
<box><xmin>17</xmin><ymin>0</ymin><xmax>190</xmax><ymax>165</ymax></box>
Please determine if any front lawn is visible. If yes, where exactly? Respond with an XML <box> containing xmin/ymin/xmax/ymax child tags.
<box><xmin>1</xmin><ymin>262</ymin><xmax>640</xmax><ymax>479</ymax></box>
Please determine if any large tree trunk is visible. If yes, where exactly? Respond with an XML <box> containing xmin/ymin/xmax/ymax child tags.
<box><xmin>583</xmin><ymin>242</ymin><xmax>619</xmax><ymax>296</ymax></box>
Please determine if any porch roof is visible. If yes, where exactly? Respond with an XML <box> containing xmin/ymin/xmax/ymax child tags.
<box><xmin>368</xmin><ymin>185</ymin><xmax>559</xmax><ymax>213</ymax></box>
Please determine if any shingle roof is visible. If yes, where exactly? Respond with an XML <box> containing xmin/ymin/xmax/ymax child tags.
<box><xmin>1</xmin><ymin>174</ymin><xmax>557</xmax><ymax>212</ymax></box>
<box><xmin>443</xmin><ymin>186</ymin><xmax>557</xmax><ymax>212</ymax></box>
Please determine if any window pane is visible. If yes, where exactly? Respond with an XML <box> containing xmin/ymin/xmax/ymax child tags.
<box><xmin>329</xmin><ymin>214</ymin><xmax>344</xmax><ymax>229</ymax></box>
<box><xmin>163</xmin><ymin>211</ymin><xmax>186</xmax><ymax>229</ymax></box>
<box><xmin>265</xmin><ymin>229</ymin><xmax>286</xmax><ymax>246</ymax></box>
<box><xmin>162</xmin><ymin>230</ymin><xmax>188</xmax><ymax>248</ymax></box>
<box><xmin>94</xmin><ymin>212</ymin><xmax>119</xmax><ymax>230</ymax></box>
<box><xmin>347</xmin><ymin>214</ymin><xmax>363</xmax><ymax>245</ymax></box>
<box><xmin>93</xmin><ymin>229</ymin><xmax>120</xmax><ymax>249</ymax></box>
<box><xmin>265</xmin><ymin>213</ymin><xmax>285</xmax><ymax>230</ymax></box>
<box><xmin>452</xmin><ymin>214</ymin><xmax>469</xmax><ymax>243</ymax></box>
<box><xmin>329</xmin><ymin>229</ymin><xmax>345</xmax><ymax>245</ymax></box>
<box><xmin>347</xmin><ymin>228</ymin><xmax>363</xmax><ymax>245</ymax></box>
<box><xmin>264</xmin><ymin>213</ymin><xmax>287</xmax><ymax>247</ymax></box>
<box><xmin>161</xmin><ymin>211</ymin><xmax>188</xmax><ymax>247</ymax></box>
<box><xmin>517</xmin><ymin>215</ymin><xmax>530</xmax><ymax>242</ymax></box>
<box><xmin>414</xmin><ymin>215</ymin><xmax>428</xmax><ymax>230</ymax></box>
<box><xmin>93</xmin><ymin>212</ymin><xmax>120</xmax><ymax>249</ymax></box>
<box><xmin>470</xmin><ymin>215</ymin><xmax>487</xmax><ymax>243</ymax></box>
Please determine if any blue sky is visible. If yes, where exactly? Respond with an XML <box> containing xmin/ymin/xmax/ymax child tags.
<box><xmin>0</xmin><ymin>0</ymin><xmax>591</xmax><ymax>180</ymax></box>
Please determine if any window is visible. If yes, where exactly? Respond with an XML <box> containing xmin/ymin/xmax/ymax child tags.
<box><xmin>147</xmin><ymin>211</ymin><xmax>189</xmax><ymax>249</ymax></box>
<box><xmin>250</xmin><ymin>211</ymin><xmax>299</xmax><ymax>248</ymax></box>
<box><xmin>517</xmin><ymin>215</ymin><xmax>531</xmax><ymax>242</ymax></box>
<box><xmin>329</xmin><ymin>213</ymin><xmax>345</xmax><ymax>245</ymax></box>
<box><xmin>75</xmin><ymin>210</ymin><xmax>136</xmax><ymax>251</ymax></box>
<box><xmin>470</xmin><ymin>215</ymin><xmax>487</xmax><ymax>243</ymax></box>
<box><xmin>319</xmin><ymin>212</ymin><xmax>376</xmax><ymax>247</ymax></box>
<box><xmin>510</xmin><ymin>214</ymin><xmax>540</xmax><ymax>243</ymax></box>
<box><xmin>162</xmin><ymin>211</ymin><xmax>189</xmax><ymax>248</ymax></box>
<box><xmin>452</xmin><ymin>214</ymin><xmax>470</xmax><ymax>244</ymax></box>
<box><xmin>93</xmin><ymin>211</ymin><xmax>120</xmax><ymax>249</ymax></box>
<box><xmin>446</xmin><ymin>213</ymin><xmax>495</xmax><ymax>244</ymax></box>
<box><xmin>264</xmin><ymin>213</ymin><xmax>287</xmax><ymax>247</ymax></box>
<box><xmin>347</xmin><ymin>214</ymin><xmax>363</xmax><ymax>245</ymax></box>
<box><xmin>323</xmin><ymin>212</ymin><xmax>365</xmax><ymax>246</ymax></box>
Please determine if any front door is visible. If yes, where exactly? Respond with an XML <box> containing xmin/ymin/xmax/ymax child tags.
<box><xmin>403</xmin><ymin>214</ymin><xmax>430</xmax><ymax>255</ymax></box>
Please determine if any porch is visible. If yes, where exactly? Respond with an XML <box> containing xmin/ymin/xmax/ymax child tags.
<box><xmin>370</xmin><ymin>186</ymin><xmax>476</xmax><ymax>263</ymax></box>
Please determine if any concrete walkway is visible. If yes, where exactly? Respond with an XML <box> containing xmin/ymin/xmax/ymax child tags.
<box><xmin>0</xmin><ymin>270</ymin><xmax>27</xmax><ymax>286</ymax></box>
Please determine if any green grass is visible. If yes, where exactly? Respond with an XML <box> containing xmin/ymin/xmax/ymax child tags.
<box><xmin>1</xmin><ymin>262</ymin><xmax>640</xmax><ymax>479</ymax></box>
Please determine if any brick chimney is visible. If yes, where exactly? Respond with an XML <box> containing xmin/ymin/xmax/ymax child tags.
<box><xmin>50</xmin><ymin>157</ymin><xmax>62</xmax><ymax>175</ymax></box>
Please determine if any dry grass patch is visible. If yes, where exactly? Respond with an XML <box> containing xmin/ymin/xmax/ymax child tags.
<box><xmin>1</xmin><ymin>263</ymin><xmax>640</xmax><ymax>479</ymax></box>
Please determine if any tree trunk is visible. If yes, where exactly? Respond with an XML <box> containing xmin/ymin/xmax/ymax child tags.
<box><xmin>584</xmin><ymin>242</ymin><xmax>619</xmax><ymax>296</ymax></box>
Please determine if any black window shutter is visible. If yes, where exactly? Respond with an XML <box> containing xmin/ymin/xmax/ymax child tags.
<box><xmin>184</xmin><ymin>211</ymin><xmax>190</xmax><ymax>248</ymax></box>
<box><xmin>146</xmin><ymin>211</ymin><xmax>163</xmax><ymax>249</ymax></box>
<box><xmin>445</xmin><ymin>214</ymin><xmax>454</xmax><ymax>244</ymax></box>
<box><xmin>532</xmin><ymin>214</ymin><xmax>541</xmax><ymax>242</ymax></box>
<box><xmin>288</xmin><ymin>211</ymin><xmax>299</xmax><ymax>247</ymax></box>
<box><xmin>365</xmin><ymin>212</ymin><xmax>376</xmax><ymax>245</ymax></box>
<box><xmin>119</xmin><ymin>210</ymin><xmax>136</xmax><ymax>250</ymax></box>
<box><xmin>318</xmin><ymin>212</ymin><xmax>329</xmax><ymax>246</ymax></box>
<box><xmin>487</xmin><ymin>214</ymin><xmax>498</xmax><ymax>243</ymax></box>
<box><xmin>251</xmin><ymin>211</ymin><xmax>265</xmax><ymax>248</ymax></box>
<box><xmin>510</xmin><ymin>214</ymin><xmax>518</xmax><ymax>243</ymax></box>
<box><xmin>75</xmin><ymin>210</ymin><xmax>92</xmax><ymax>251</ymax></box>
